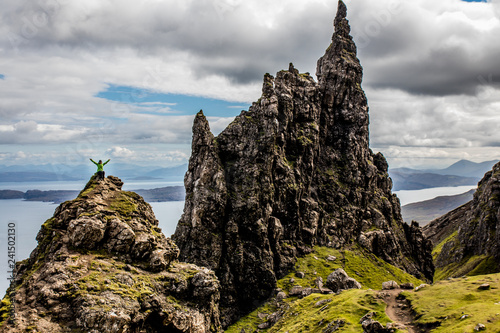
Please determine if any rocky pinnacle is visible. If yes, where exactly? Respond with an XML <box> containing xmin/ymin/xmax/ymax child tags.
<box><xmin>1</xmin><ymin>176</ymin><xmax>222</xmax><ymax>332</ymax></box>
<box><xmin>173</xmin><ymin>0</ymin><xmax>434</xmax><ymax>327</ymax></box>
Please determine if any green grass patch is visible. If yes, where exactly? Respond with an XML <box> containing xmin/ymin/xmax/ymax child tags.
<box><xmin>278</xmin><ymin>246</ymin><xmax>423</xmax><ymax>291</ymax></box>
<box><xmin>108</xmin><ymin>192</ymin><xmax>138</xmax><ymax>219</ymax></box>
<box><xmin>404</xmin><ymin>273</ymin><xmax>500</xmax><ymax>332</ymax></box>
<box><xmin>469</xmin><ymin>256</ymin><xmax>499</xmax><ymax>276</ymax></box>
<box><xmin>434</xmin><ymin>255</ymin><xmax>492</xmax><ymax>281</ymax></box>
<box><xmin>224</xmin><ymin>301</ymin><xmax>277</xmax><ymax>332</ymax></box>
<box><xmin>227</xmin><ymin>246</ymin><xmax>423</xmax><ymax>332</ymax></box>
<box><xmin>78</xmin><ymin>176</ymin><xmax>99</xmax><ymax>198</ymax></box>
<box><xmin>270</xmin><ymin>290</ymin><xmax>389</xmax><ymax>333</ymax></box>
<box><xmin>74</xmin><ymin>266</ymin><xmax>155</xmax><ymax>300</ymax></box>
<box><xmin>0</xmin><ymin>294</ymin><xmax>12</xmax><ymax>325</ymax></box>
<box><xmin>227</xmin><ymin>290</ymin><xmax>392</xmax><ymax>333</ymax></box>
<box><xmin>432</xmin><ymin>230</ymin><xmax>458</xmax><ymax>260</ymax></box>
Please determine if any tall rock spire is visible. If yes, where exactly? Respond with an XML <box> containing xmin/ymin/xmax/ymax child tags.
<box><xmin>317</xmin><ymin>0</ymin><xmax>368</xmax><ymax>161</ymax></box>
<box><xmin>334</xmin><ymin>0</ymin><xmax>349</xmax><ymax>36</ymax></box>
<box><xmin>175</xmin><ymin>111</ymin><xmax>227</xmax><ymax>270</ymax></box>
<box><xmin>174</xmin><ymin>0</ymin><xmax>434</xmax><ymax>327</ymax></box>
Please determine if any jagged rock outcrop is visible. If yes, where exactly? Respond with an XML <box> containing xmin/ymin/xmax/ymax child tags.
<box><xmin>173</xmin><ymin>0</ymin><xmax>434</xmax><ymax>326</ymax></box>
<box><xmin>0</xmin><ymin>175</ymin><xmax>221</xmax><ymax>332</ymax></box>
<box><xmin>424</xmin><ymin>161</ymin><xmax>500</xmax><ymax>278</ymax></box>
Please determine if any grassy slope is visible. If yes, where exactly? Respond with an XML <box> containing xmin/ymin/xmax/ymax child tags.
<box><xmin>226</xmin><ymin>246</ymin><xmax>423</xmax><ymax>333</ymax></box>
<box><xmin>432</xmin><ymin>231</ymin><xmax>499</xmax><ymax>281</ymax></box>
<box><xmin>405</xmin><ymin>273</ymin><xmax>500</xmax><ymax>332</ymax></box>
<box><xmin>227</xmin><ymin>246</ymin><xmax>500</xmax><ymax>333</ymax></box>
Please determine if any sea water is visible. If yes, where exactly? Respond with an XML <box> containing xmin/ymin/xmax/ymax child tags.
<box><xmin>393</xmin><ymin>185</ymin><xmax>477</xmax><ymax>206</ymax></box>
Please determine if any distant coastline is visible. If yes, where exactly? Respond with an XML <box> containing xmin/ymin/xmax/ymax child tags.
<box><xmin>0</xmin><ymin>186</ymin><xmax>185</xmax><ymax>203</ymax></box>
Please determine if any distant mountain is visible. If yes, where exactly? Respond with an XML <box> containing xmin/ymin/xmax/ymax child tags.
<box><xmin>135</xmin><ymin>186</ymin><xmax>185</xmax><ymax>202</ymax></box>
<box><xmin>390</xmin><ymin>171</ymin><xmax>477</xmax><ymax>191</ymax></box>
<box><xmin>401</xmin><ymin>189</ymin><xmax>475</xmax><ymax>225</ymax></box>
<box><xmin>0</xmin><ymin>163</ymin><xmax>93</xmax><ymax>182</ymax></box>
<box><xmin>391</xmin><ymin>160</ymin><xmax>498</xmax><ymax>178</ymax></box>
<box><xmin>389</xmin><ymin>159</ymin><xmax>498</xmax><ymax>191</ymax></box>
<box><xmin>145</xmin><ymin>164</ymin><xmax>188</xmax><ymax>181</ymax></box>
<box><xmin>0</xmin><ymin>163</ymin><xmax>186</xmax><ymax>182</ymax></box>
<box><xmin>0</xmin><ymin>186</ymin><xmax>185</xmax><ymax>203</ymax></box>
<box><xmin>0</xmin><ymin>189</ymin><xmax>78</xmax><ymax>202</ymax></box>
<box><xmin>0</xmin><ymin>189</ymin><xmax>24</xmax><ymax>199</ymax></box>
<box><xmin>0</xmin><ymin>171</ymin><xmax>81</xmax><ymax>182</ymax></box>
<box><xmin>427</xmin><ymin>159</ymin><xmax>498</xmax><ymax>178</ymax></box>
<box><xmin>23</xmin><ymin>189</ymin><xmax>79</xmax><ymax>203</ymax></box>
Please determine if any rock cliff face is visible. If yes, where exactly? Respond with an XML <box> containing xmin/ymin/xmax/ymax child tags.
<box><xmin>173</xmin><ymin>0</ymin><xmax>434</xmax><ymax>326</ymax></box>
<box><xmin>0</xmin><ymin>176</ymin><xmax>221</xmax><ymax>333</ymax></box>
<box><xmin>424</xmin><ymin>161</ymin><xmax>500</xmax><ymax>278</ymax></box>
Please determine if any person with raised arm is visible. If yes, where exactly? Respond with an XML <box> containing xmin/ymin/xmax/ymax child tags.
<box><xmin>90</xmin><ymin>158</ymin><xmax>110</xmax><ymax>180</ymax></box>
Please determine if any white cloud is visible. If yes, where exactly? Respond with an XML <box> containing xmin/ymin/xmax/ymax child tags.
<box><xmin>368</xmin><ymin>86</ymin><xmax>500</xmax><ymax>150</ymax></box>
<box><xmin>106</xmin><ymin>146</ymin><xmax>134</xmax><ymax>159</ymax></box>
<box><xmin>0</xmin><ymin>0</ymin><xmax>499</xmax><ymax>168</ymax></box>
<box><xmin>0</xmin><ymin>120</ymin><xmax>89</xmax><ymax>144</ymax></box>
<box><xmin>104</xmin><ymin>146</ymin><xmax>190</xmax><ymax>164</ymax></box>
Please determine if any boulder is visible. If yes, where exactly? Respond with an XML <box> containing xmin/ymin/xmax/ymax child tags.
<box><xmin>276</xmin><ymin>291</ymin><xmax>287</xmax><ymax>301</ymax></box>
<box><xmin>382</xmin><ymin>281</ymin><xmax>399</xmax><ymax>290</ymax></box>
<box><xmin>361</xmin><ymin>319</ymin><xmax>389</xmax><ymax>333</ymax></box>
<box><xmin>359</xmin><ymin>312</ymin><xmax>375</xmax><ymax>324</ymax></box>
<box><xmin>67</xmin><ymin>216</ymin><xmax>106</xmax><ymax>249</ymax></box>
<box><xmin>315</xmin><ymin>299</ymin><xmax>332</xmax><ymax>307</ymax></box>
<box><xmin>400</xmin><ymin>283</ymin><xmax>414</xmax><ymax>290</ymax></box>
<box><xmin>475</xmin><ymin>323</ymin><xmax>486</xmax><ymax>331</ymax></box>
<box><xmin>289</xmin><ymin>286</ymin><xmax>304</xmax><ymax>296</ymax></box>
<box><xmin>323</xmin><ymin>319</ymin><xmax>346</xmax><ymax>333</ymax></box>
<box><xmin>415</xmin><ymin>284</ymin><xmax>429</xmax><ymax>292</ymax></box>
<box><xmin>478</xmin><ymin>284</ymin><xmax>490</xmax><ymax>290</ymax></box>
<box><xmin>326</xmin><ymin>268</ymin><xmax>362</xmax><ymax>292</ymax></box>
<box><xmin>315</xmin><ymin>276</ymin><xmax>324</xmax><ymax>289</ymax></box>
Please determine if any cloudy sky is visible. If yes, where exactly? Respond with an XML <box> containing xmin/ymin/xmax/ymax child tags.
<box><xmin>1</xmin><ymin>0</ymin><xmax>499</xmax><ymax>169</ymax></box>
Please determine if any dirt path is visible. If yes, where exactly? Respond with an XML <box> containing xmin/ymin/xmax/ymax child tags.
<box><xmin>380</xmin><ymin>289</ymin><xmax>419</xmax><ymax>333</ymax></box>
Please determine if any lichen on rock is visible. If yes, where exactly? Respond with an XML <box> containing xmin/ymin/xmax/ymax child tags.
<box><xmin>0</xmin><ymin>175</ymin><xmax>222</xmax><ymax>332</ymax></box>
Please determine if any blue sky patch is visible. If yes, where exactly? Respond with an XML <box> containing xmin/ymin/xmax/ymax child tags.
<box><xmin>461</xmin><ymin>0</ymin><xmax>487</xmax><ymax>2</ymax></box>
<box><xmin>0</xmin><ymin>74</ymin><xmax>5</xmax><ymax>80</ymax></box>
<box><xmin>96</xmin><ymin>84</ymin><xmax>250</xmax><ymax>118</ymax></box>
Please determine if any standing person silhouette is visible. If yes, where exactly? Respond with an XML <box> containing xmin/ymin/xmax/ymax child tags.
<box><xmin>90</xmin><ymin>158</ymin><xmax>110</xmax><ymax>180</ymax></box>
